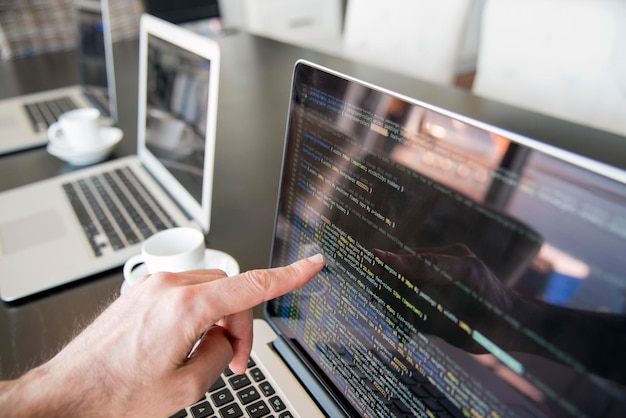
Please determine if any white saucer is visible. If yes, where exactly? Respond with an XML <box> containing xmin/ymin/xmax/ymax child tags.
<box><xmin>47</xmin><ymin>126</ymin><xmax>123</xmax><ymax>166</ymax></box>
<box><xmin>120</xmin><ymin>248</ymin><xmax>240</xmax><ymax>295</ymax></box>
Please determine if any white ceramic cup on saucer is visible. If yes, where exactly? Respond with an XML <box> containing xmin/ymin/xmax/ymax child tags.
<box><xmin>47</xmin><ymin>108</ymin><xmax>102</xmax><ymax>151</ymax></box>
<box><xmin>123</xmin><ymin>227</ymin><xmax>206</xmax><ymax>286</ymax></box>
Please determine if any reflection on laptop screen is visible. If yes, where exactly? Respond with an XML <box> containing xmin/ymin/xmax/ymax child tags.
<box><xmin>77</xmin><ymin>8</ymin><xmax>108</xmax><ymax>88</ymax></box>
<box><xmin>145</xmin><ymin>34</ymin><xmax>211</xmax><ymax>205</ymax></box>
<box><xmin>269</xmin><ymin>62</ymin><xmax>626</xmax><ymax>417</ymax></box>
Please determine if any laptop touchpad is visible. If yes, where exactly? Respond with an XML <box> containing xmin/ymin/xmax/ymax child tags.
<box><xmin>0</xmin><ymin>210</ymin><xmax>65</xmax><ymax>254</ymax></box>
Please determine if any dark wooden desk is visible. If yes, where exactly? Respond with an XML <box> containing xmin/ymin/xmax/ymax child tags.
<box><xmin>1</xmin><ymin>32</ymin><xmax>624</xmax><ymax>380</ymax></box>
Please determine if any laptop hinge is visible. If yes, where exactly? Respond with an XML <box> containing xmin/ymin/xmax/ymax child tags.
<box><xmin>272</xmin><ymin>336</ymin><xmax>350</xmax><ymax>418</ymax></box>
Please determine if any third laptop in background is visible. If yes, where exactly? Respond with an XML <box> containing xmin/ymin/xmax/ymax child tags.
<box><xmin>0</xmin><ymin>0</ymin><xmax>118</xmax><ymax>155</ymax></box>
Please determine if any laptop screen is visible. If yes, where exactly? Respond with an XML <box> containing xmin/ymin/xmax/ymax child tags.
<box><xmin>268</xmin><ymin>61</ymin><xmax>626</xmax><ymax>417</ymax></box>
<box><xmin>144</xmin><ymin>34</ymin><xmax>211</xmax><ymax>206</ymax></box>
<box><xmin>144</xmin><ymin>0</ymin><xmax>221</xmax><ymax>24</ymax></box>
<box><xmin>75</xmin><ymin>0</ymin><xmax>117</xmax><ymax>121</ymax></box>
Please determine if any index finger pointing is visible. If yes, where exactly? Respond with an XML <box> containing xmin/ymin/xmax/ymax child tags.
<box><xmin>200</xmin><ymin>253</ymin><xmax>324</xmax><ymax>321</ymax></box>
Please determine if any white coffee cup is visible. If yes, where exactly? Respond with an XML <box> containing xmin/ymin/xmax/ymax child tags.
<box><xmin>48</xmin><ymin>108</ymin><xmax>102</xmax><ymax>151</ymax></box>
<box><xmin>123</xmin><ymin>227</ymin><xmax>206</xmax><ymax>285</ymax></box>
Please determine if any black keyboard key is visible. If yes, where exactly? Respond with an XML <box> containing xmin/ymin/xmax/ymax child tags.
<box><xmin>219</xmin><ymin>403</ymin><xmax>243</xmax><ymax>418</ymax></box>
<box><xmin>258</xmin><ymin>381</ymin><xmax>275</xmax><ymax>397</ymax></box>
<box><xmin>278</xmin><ymin>411</ymin><xmax>294</xmax><ymax>418</ymax></box>
<box><xmin>228</xmin><ymin>374</ymin><xmax>251</xmax><ymax>390</ymax></box>
<box><xmin>249</xmin><ymin>368</ymin><xmax>265</xmax><ymax>382</ymax></box>
<box><xmin>190</xmin><ymin>401</ymin><xmax>214</xmax><ymax>418</ymax></box>
<box><xmin>236</xmin><ymin>386</ymin><xmax>260</xmax><ymax>405</ymax></box>
<box><xmin>211</xmin><ymin>388</ymin><xmax>234</xmax><ymax>407</ymax></box>
<box><xmin>245</xmin><ymin>400</ymin><xmax>271</xmax><ymax>418</ymax></box>
<box><xmin>268</xmin><ymin>396</ymin><xmax>287</xmax><ymax>413</ymax></box>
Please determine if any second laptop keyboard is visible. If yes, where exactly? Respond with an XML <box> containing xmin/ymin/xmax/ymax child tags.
<box><xmin>63</xmin><ymin>166</ymin><xmax>178</xmax><ymax>257</ymax></box>
<box><xmin>23</xmin><ymin>96</ymin><xmax>78</xmax><ymax>133</ymax></box>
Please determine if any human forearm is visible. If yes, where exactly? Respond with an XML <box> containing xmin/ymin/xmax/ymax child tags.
<box><xmin>0</xmin><ymin>362</ymin><xmax>97</xmax><ymax>417</ymax></box>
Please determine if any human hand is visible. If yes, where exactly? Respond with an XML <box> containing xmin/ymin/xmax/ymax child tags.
<box><xmin>373</xmin><ymin>245</ymin><xmax>512</xmax><ymax>351</ymax></box>
<box><xmin>0</xmin><ymin>254</ymin><xmax>324</xmax><ymax>417</ymax></box>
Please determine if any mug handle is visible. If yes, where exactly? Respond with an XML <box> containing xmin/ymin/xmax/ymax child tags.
<box><xmin>123</xmin><ymin>254</ymin><xmax>146</xmax><ymax>285</ymax></box>
<box><xmin>47</xmin><ymin>122</ymin><xmax>64</xmax><ymax>145</ymax></box>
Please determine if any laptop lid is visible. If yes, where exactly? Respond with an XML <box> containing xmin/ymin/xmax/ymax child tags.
<box><xmin>267</xmin><ymin>60</ymin><xmax>626</xmax><ymax>417</ymax></box>
<box><xmin>75</xmin><ymin>0</ymin><xmax>118</xmax><ymax>121</ymax></box>
<box><xmin>143</xmin><ymin>0</ymin><xmax>221</xmax><ymax>25</ymax></box>
<box><xmin>136</xmin><ymin>14</ymin><xmax>220</xmax><ymax>233</ymax></box>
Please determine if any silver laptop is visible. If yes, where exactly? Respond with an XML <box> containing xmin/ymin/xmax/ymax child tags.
<box><xmin>0</xmin><ymin>0</ymin><xmax>118</xmax><ymax>155</ymax></box>
<box><xmin>0</xmin><ymin>14</ymin><xmax>220</xmax><ymax>302</ymax></box>
<box><xmin>172</xmin><ymin>61</ymin><xmax>626</xmax><ymax>417</ymax></box>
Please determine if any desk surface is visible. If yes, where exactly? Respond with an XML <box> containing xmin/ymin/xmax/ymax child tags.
<box><xmin>1</xmin><ymin>31</ymin><xmax>624</xmax><ymax>380</ymax></box>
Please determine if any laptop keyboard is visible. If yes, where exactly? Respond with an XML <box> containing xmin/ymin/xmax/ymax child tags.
<box><xmin>62</xmin><ymin>166</ymin><xmax>177</xmax><ymax>257</ymax></box>
<box><xmin>171</xmin><ymin>357</ymin><xmax>294</xmax><ymax>418</ymax></box>
<box><xmin>169</xmin><ymin>354</ymin><xmax>461</xmax><ymax>417</ymax></box>
<box><xmin>23</xmin><ymin>96</ymin><xmax>78</xmax><ymax>133</ymax></box>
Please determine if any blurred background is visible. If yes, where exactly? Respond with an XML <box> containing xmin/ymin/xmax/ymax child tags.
<box><xmin>1</xmin><ymin>0</ymin><xmax>624</xmax><ymax>137</ymax></box>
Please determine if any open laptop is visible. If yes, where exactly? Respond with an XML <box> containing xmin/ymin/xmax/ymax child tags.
<box><xmin>173</xmin><ymin>61</ymin><xmax>626</xmax><ymax>417</ymax></box>
<box><xmin>0</xmin><ymin>0</ymin><xmax>118</xmax><ymax>155</ymax></box>
<box><xmin>0</xmin><ymin>14</ymin><xmax>220</xmax><ymax>302</ymax></box>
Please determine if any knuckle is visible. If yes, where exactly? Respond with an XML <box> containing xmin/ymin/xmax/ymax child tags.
<box><xmin>240</xmin><ymin>268</ymin><xmax>273</xmax><ymax>298</ymax></box>
<box><xmin>175</xmin><ymin>285</ymin><xmax>197</xmax><ymax>306</ymax></box>
<box><xmin>151</xmin><ymin>271</ymin><xmax>179</xmax><ymax>286</ymax></box>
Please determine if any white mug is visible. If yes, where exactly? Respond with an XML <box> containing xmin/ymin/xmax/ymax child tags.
<box><xmin>123</xmin><ymin>227</ymin><xmax>206</xmax><ymax>285</ymax></box>
<box><xmin>48</xmin><ymin>108</ymin><xmax>102</xmax><ymax>151</ymax></box>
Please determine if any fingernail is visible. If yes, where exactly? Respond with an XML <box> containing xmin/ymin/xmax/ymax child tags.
<box><xmin>307</xmin><ymin>253</ymin><xmax>324</xmax><ymax>264</ymax></box>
